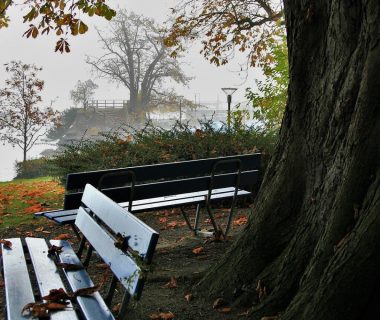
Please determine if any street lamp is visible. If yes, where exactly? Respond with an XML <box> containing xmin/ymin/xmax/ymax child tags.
<box><xmin>178</xmin><ymin>96</ymin><xmax>184</xmax><ymax>124</ymax></box>
<box><xmin>221</xmin><ymin>87</ymin><xmax>237</xmax><ymax>131</ymax></box>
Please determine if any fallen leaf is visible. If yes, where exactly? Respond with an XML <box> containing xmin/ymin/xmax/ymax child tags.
<box><xmin>213</xmin><ymin>297</ymin><xmax>227</xmax><ymax>309</ymax></box>
<box><xmin>162</xmin><ymin>276</ymin><xmax>178</xmax><ymax>289</ymax></box>
<box><xmin>42</xmin><ymin>288</ymin><xmax>72</xmax><ymax>302</ymax></box>
<box><xmin>42</xmin><ymin>230</ymin><xmax>52</xmax><ymax>234</ymax></box>
<box><xmin>192</xmin><ymin>246</ymin><xmax>204</xmax><ymax>255</ymax></box>
<box><xmin>233</xmin><ymin>216</ymin><xmax>248</xmax><ymax>226</ymax></box>
<box><xmin>184</xmin><ymin>293</ymin><xmax>193</xmax><ymax>303</ymax></box>
<box><xmin>56</xmin><ymin>262</ymin><xmax>84</xmax><ymax>271</ymax></box>
<box><xmin>0</xmin><ymin>280</ymin><xmax>4</xmax><ymax>288</ymax></box>
<box><xmin>149</xmin><ymin>312</ymin><xmax>176</xmax><ymax>319</ymax></box>
<box><xmin>22</xmin><ymin>302</ymin><xmax>68</xmax><ymax>317</ymax></box>
<box><xmin>48</xmin><ymin>245</ymin><xmax>63</xmax><ymax>256</ymax></box>
<box><xmin>74</xmin><ymin>285</ymin><xmax>100</xmax><ymax>297</ymax></box>
<box><xmin>0</xmin><ymin>239</ymin><xmax>12</xmax><ymax>249</ymax></box>
<box><xmin>35</xmin><ymin>226</ymin><xmax>44</xmax><ymax>232</ymax></box>
<box><xmin>261</xmin><ymin>317</ymin><xmax>278</xmax><ymax>320</ymax></box>
<box><xmin>53</xmin><ymin>233</ymin><xmax>71</xmax><ymax>240</ymax></box>
<box><xmin>95</xmin><ymin>263</ymin><xmax>109</xmax><ymax>269</ymax></box>
<box><xmin>112</xmin><ymin>303</ymin><xmax>121</xmax><ymax>313</ymax></box>
<box><xmin>218</xmin><ymin>307</ymin><xmax>232</xmax><ymax>313</ymax></box>
<box><xmin>238</xmin><ymin>310</ymin><xmax>250</xmax><ymax>316</ymax></box>
<box><xmin>159</xmin><ymin>217</ymin><xmax>168</xmax><ymax>224</ymax></box>
<box><xmin>167</xmin><ymin>221</ymin><xmax>178</xmax><ymax>228</ymax></box>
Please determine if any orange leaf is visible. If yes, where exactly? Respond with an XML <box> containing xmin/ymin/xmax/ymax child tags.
<box><xmin>233</xmin><ymin>216</ymin><xmax>248</xmax><ymax>226</ymax></box>
<box><xmin>218</xmin><ymin>307</ymin><xmax>232</xmax><ymax>313</ymax></box>
<box><xmin>53</xmin><ymin>234</ymin><xmax>71</xmax><ymax>240</ymax></box>
<box><xmin>192</xmin><ymin>246</ymin><xmax>204</xmax><ymax>255</ymax></box>
<box><xmin>162</xmin><ymin>276</ymin><xmax>178</xmax><ymax>289</ymax></box>
<box><xmin>149</xmin><ymin>312</ymin><xmax>175</xmax><ymax>320</ymax></box>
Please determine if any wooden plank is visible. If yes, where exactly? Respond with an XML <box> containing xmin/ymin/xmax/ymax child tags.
<box><xmin>42</xmin><ymin>209</ymin><xmax>78</xmax><ymax>220</ymax></box>
<box><xmin>64</xmin><ymin>170</ymin><xmax>259</xmax><ymax>210</ymax></box>
<box><xmin>66</xmin><ymin>153</ymin><xmax>261</xmax><ymax>190</ymax></box>
<box><xmin>130</xmin><ymin>190</ymin><xmax>251</xmax><ymax>212</ymax></box>
<box><xmin>54</xmin><ymin>215</ymin><xmax>78</xmax><ymax>225</ymax></box>
<box><xmin>25</xmin><ymin>238</ymin><xmax>79</xmax><ymax>320</ymax></box>
<box><xmin>81</xmin><ymin>185</ymin><xmax>159</xmax><ymax>261</ymax></box>
<box><xmin>1</xmin><ymin>238</ymin><xmax>35</xmax><ymax>320</ymax></box>
<box><xmin>50</xmin><ymin>240</ymin><xmax>115</xmax><ymax>320</ymax></box>
<box><xmin>75</xmin><ymin>207</ymin><xmax>144</xmax><ymax>296</ymax></box>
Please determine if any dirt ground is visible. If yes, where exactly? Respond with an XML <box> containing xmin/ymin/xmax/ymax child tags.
<box><xmin>0</xmin><ymin>206</ymin><xmax>252</xmax><ymax>319</ymax></box>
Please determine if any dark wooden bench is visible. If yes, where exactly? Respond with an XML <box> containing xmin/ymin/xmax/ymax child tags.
<box><xmin>36</xmin><ymin>153</ymin><xmax>261</xmax><ymax>236</ymax></box>
<box><xmin>1</xmin><ymin>184</ymin><xmax>159</xmax><ymax>320</ymax></box>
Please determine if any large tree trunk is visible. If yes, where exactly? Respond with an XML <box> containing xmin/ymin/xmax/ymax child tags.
<box><xmin>198</xmin><ymin>1</ymin><xmax>380</xmax><ymax>319</ymax></box>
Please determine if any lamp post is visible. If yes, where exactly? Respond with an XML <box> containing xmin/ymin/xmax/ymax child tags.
<box><xmin>221</xmin><ymin>87</ymin><xmax>237</xmax><ymax>131</ymax></box>
<box><xmin>178</xmin><ymin>95</ymin><xmax>184</xmax><ymax>124</ymax></box>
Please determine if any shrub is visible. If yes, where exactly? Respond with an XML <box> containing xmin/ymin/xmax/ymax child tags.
<box><xmin>48</xmin><ymin>120</ymin><xmax>278</xmax><ymax>184</ymax></box>
<box><xmin>14</xmin><ymin>158</ymin><xmax>50</xmax><ymax>179</ymax></box>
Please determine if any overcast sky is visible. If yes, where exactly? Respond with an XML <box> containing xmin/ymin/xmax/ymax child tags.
<box><xmin>0</xmin><ymin>0</ymin><xmax>262</xmax><ymax>180</ymax></box>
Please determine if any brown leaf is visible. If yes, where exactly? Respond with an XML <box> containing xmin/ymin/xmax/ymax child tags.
<box><xmin>95</xmin><ymin>263</ymin><xmax>109</xmax><ymax>269</ymax></box>
<box><xmin>213</xmin><ymin>297</ymin><xmax>226</xmax><ymax>309</ymax></box>
<box><xmin>112</xmin><ymin>303</ymin><xmax>121</xmax><ymax>313</ymax></box>
<box><xmin>184</xmin><ymin>293</ymin><xmax>193</xmax><ymax>303</ymax></box>
<box><xmin>45</xmin><ymin>302</ymin><xmax>70</xmax><ymax>310</ymax></box>
<box><xmin>35</xmin><ymin>226</ymin><xmax>44</xmax><ymax>232</ymax></box>
<box><xmin>0</xmin><ymin>239</ymin><xmax>12</xmax><ymax>249</ymax></box>
<box><xmin>218</xmin><ymin>307</ymin><xmax>232</xmax><ymax>313</ymax></box>
<box><xmin>74</xmin><ymin>285</ymin><xmax>100</xmax><ymax>297</ymax></box>
<box><xmin>162</xmin><ymin>276</ymin><xmax>178</xmax><ymax>289</ymax></box>
<box><xmin>0</xmin><ymin>280</ymin><xmax>4</xmax><ymax>288</ymax></box>
<box><xmin>22</xmin><ymin>302</ymin><xmax>68</xmax><ymax>317</ymax></box>
<box><xmin>48</xmin><ymin>245</ymin><xmax>63</xmax><ymax>256</ymax></box>
<box><xmin>42</xmin><ymin>288</ymin><xmax>72</xmax><ymax>302</ymax></box>
<box><xmin>192</xmin><ymin>246</ymin><xmax>204</xmax><ymax>255</ymax></box>
<box><xmin>53</xmin><ymin>233</ymin><xmax>71</xmax><ymax>240</ymax></box>
<box><xmin>160</xmin><ymin>312</ymin><xmax>175</xmax><ymax>319</ymax></box>
<box><xmin>56</xmin><ymin>262</ymin><xmax>84</xmax><ymax>271</ymax></box>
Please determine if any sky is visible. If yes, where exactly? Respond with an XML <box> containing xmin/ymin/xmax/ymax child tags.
<box><xmin>0</xmin><ymin>0</ymin><xmax>262</xmax><ymax>180</ymax></box>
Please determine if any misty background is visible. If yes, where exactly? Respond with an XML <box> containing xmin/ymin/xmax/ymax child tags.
<box><xmin>0</xmin><ymin>0</ymin><xmax>262</xmax><ymax>181</ymax></box>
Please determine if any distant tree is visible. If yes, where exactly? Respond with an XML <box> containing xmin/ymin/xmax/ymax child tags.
<box><xmin>70</xmin><ymin>79</ymin><xmax>98</xmax><ymax>109</ymax></box>
<box><xmin>0</xmin><ymin>0</ymin><xmax>116</xmax><ymax>52</ymax></box>
<box><xmin>87</xmin><ymin>10</ymin><xmax>189</xmax><ymax>114</ymax></box>
<box><xmin>246</xmin><ymin>34</ymin><xmax>288</xmax><ymax>130</ymax></box>
<box><xmin>0</xmin><ymin>61</ymin><xmax>60</xmax><ymax>162</ymax></box>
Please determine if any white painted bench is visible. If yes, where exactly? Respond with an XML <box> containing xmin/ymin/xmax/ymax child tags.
<box><xmin>1</xmin><ymin>184</ymin><xmax>159</xmax><ymax>320</ymax></box>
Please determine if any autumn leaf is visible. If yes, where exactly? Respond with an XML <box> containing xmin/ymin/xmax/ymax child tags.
<box><xmin>213</xmin><ymin>297</ymin><xmax>227</xmax><ymax>309</ymax></box>
<box><xmin>48</xmin><ymin>245</ymin><xmax>63</xmax><ymax>256</ymax></box>
<box><xmin>184</xmin><ymin>293</ymin><xmax>193</xmax><ymax>303</ymax></box>
<box><xmin>233</xmin><ymin>216</ymin><xmax>248</xmax><ymax>226</ymax></box>
<box><xmin>53</xmin><ymin>233</ymin><xmax>71</xmax><ymax>240</ymax></box>
<box><xmin>0</xmin><ymin>239</ymin><xmax>12</xmax><ymax>249</ymax></box>
<box><xmin>218</xmin><ymin>307</ymin><xmax>232</xmax><ymax>313</ymax></box>
<box><xmin>42</xmin><ymin>288</ymin><xmax>72</xmax><ymax>302</ymax></box>
<box><xmin>162</xmin><ymin>276</ymin><xmax>178</xmax><ymax>289</ymax></box>
<box><xmin>74</xmin><ymin>285</ymin><xmax>100</xmax><ymax>297</ymax></box>
<box><xmin>192</xmin><ymin>246</ymin><xmax>204</xmax><ymax>255</ymax></box>
<box><xmin>112</xmin><ymin>303</ymin><xmax>121</xmax><ymax>313</ymax></box>
<box><xmin>35</xmin><ymin>226</ymin><xmax>44</xmax><ymax>232</ymax></box>
<box><xmin>22</xmin><ymin>301</ymin><xmax>68</xmax><ymax>317</ymax></box>
<box><xmin>56</xmin><ymin>262</ymin><xmax>84</xmax><ymax>271</ymax></box>
<box><xmin>149</xmin><ymin>312</ymin><xmax>175</xmax><ymax>319</ymax></box>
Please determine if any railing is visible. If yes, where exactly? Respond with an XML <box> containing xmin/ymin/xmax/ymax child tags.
<box><xmin>85</xmin><ymin>100</ymin><xmax>129</xmax><ymax>109</ymax></box>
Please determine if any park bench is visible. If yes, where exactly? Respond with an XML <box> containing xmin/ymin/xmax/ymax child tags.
<box><xmin>36</xmin><ymin>153</ymin><xmax>261</xmax><ymax>237</ymax></box>
<box><xmin>1</xmin><ymin>184</ymin><xmax>159</xmax><ymax>320</ymax></box>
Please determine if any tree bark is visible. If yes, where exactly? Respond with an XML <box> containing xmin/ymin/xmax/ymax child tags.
<box><xmin>198</xmin><ymin>1</ymin><xmax>380</xmax><ymax>319</ymax></box>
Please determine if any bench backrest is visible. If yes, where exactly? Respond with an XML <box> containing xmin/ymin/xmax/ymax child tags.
<box><xmin>64</xmin><ymin>153</ymin><xmax>261</xmax><ymax>210</ymax></box>
<box><xmin>75</xmin><ymin>184</ymin><xmax>159</xmax><ymax>298</ymax></box>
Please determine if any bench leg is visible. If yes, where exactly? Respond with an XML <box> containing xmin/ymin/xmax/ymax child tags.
<box><xmin>180</xmin><ymin>204</ymin><xmax>202</xmax><ymax>235</ymax></box>
<box><xmin>71</xmin><ymin>224</ymin><xmax>82</xmax><ymax>241</ymax></box>
<box><xmin>118</xmin><ymin>291</ymin><xmax>131</xmax><ymax>320</ymax></box>
<box><xmin>104</xmin><ymin>275</ymin><xmax>118</xmax><ymax>306</ymax></box>
<box><xmin>76</xmin><ymin>236</ymin><xmax>86</xmax><ymax>258</ymax></box>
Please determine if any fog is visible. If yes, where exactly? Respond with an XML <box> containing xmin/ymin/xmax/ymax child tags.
<box><xmin>0</xmin><ymin>0</ymin><xmax>262</xmax><ymax>181</ymax></box>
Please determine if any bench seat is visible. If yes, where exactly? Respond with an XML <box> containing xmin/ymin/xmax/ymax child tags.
<box><xmin>2</xmin><ymin>185</ymin><xmax>159</xmax><ymax>320</ymax></box>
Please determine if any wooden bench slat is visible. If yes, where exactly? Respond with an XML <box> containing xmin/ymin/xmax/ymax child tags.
<box><xmin>50</xmin><ymin>240</ymin><xmax>115</xmax><ymax>320</ymax></box>
<box><xmin>1</xmin><ymin>238</ymin><xmax>35</xmax><ymax>320</ymax></box>
<box><xmin>75</xmin><ymin>207</ymin><xmax>144</xmax><ymax>297</ymax></box>
<box><xmin>81</xmin><ymin>184</ymin><xmax>159</xmax><ymax>261</ymax></box>
<box><xmin>25</xmin><ymin>237</ymin><xmax>78</xmax><ymax>320</ymax></box>
<box><xmin>66</xmin><ymin>153</ymin><xmax>261</xmax><ymax>190</ymax></box>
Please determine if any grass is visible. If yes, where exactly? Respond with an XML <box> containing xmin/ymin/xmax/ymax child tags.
<box><xmin>0</xmin><ymin>177</ymin><xmax>64</xmax><ymax>229</ymax></box>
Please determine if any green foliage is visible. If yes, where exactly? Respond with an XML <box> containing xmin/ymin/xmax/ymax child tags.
<box><xmin>14</xmin><ymin>158</ymin><xmax>50</xmax><ymax>179</ymax></box>
<box><xmin>246</xmin><ymin>35</ymin><xmax>288</xmax><ymax>130</ymax></box>
<box><xmin>48</xmin><ymin>120</ymin><xmax>277</xmax><ymax>184</ymax></box>
<box><xmin>47</xmin><ymin>107</ymin><xmax>78</xmax><ymax>140</ymax></box>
